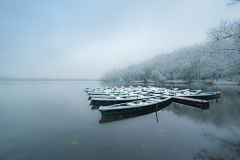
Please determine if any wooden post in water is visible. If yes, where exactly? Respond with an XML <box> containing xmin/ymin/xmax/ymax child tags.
<box><xmin>156</xmin><ymin>102</ymin><xmax>159</xmax><ymax>111</ymax></box>
<box><xmin>155</xmin><ymin>110</ymin><xmax>158</xmax><ymax>123</ymax></box>
<box><xmin>155</xmin><ymin>102</ymin><xmax>159</xmax><ymax>123</ymax></box>
<box><xmin>216</xmin><ymin>93</ymin><xmax>218</xmax><ymax>103</ymax></box>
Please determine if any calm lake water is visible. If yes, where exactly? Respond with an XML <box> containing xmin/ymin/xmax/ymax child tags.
<box><xmin>0</xmin><ymin>81</ymin><xmax>239</xmax><ymax>160</ymax></box>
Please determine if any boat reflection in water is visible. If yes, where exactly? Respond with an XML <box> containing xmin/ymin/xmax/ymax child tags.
<box><xmin>91</xmin><ymin>96</ymin><xmax>211</xmax><ymax>123</ymax></box>
<box><xmin>98</xmin><ymin>98</ymin><xmax>209</xmax><ymax>124</ymax></box>
<box><xmin>99</xmin><ymin>100</ymin><xmax>171</xmax><ymax>123</ymax></box>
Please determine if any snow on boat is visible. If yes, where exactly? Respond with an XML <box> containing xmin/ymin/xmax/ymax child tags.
<box><xmin>98</xmin><ymin>96</ymin><xmax>172</xmax><ymax>116</ymax></box>
<box><xmin>163</xmin><ymin>89</ymin><xmax>200</xmax><ymax>96</ymax></box>
<box><xmin>84</xmin><ymin>88</ymin><xmax>96</xmax><ymax>92</ymax></box>
<box><xmin>89</xmin><ymin>93</ymin><xmax>140</xmax><ymax>99</ymax></box>
<box><xmin>91</xmin><ymin>94</ymin><xmax>162</xmax><ymax>106</ymax></box>
<box><xmin>88</xmin><ymin>90</ymin><xmax>128</xmax><ymax>95</ymax></box>
<box><xmin>176</xmin><ymin>91</ymin><xmax>221</xmax><ymax>100</ymax></box>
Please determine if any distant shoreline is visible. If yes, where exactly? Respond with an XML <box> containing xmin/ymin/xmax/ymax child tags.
<box><xmin>101</xmin><ymin>79</ymin><xmax>239</xmax><ymax>86</ymax></box>
<box><xmin>0</xmin><ymin>77</ymin><xmax>100</xmax><ymax>81</ymax></box>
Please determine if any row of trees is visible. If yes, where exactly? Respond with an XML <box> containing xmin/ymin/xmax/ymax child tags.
<box><xmin>227</xmin><ymin>0</ymin><xmax>240</xmax><ymax>6</ymax></box>
<box><xmin>101</xmin><ymin>19</ymin><xmax>240</xmax><ymax>83</ymax></box>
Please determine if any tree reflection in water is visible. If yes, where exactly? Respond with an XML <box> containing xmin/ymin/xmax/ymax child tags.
<box><xmin>194</xmin><ymin>129</ymin><xmax>240</xmax><ymax>160</ymax></box>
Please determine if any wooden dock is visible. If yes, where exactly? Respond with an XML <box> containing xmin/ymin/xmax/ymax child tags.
<box><xmin>171</xmin><ymin>97</ymin><xmax>209</xmax><ymax>110</ymax></box>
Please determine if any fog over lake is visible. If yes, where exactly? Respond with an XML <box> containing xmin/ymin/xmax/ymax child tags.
<box><xmin>0</xmin><ymin>1</ymin><xmax>240</xmax><ymax>159</ymax></box>
<box><xmin>0</xmin><ymin>0</ymin><xmax>239</xmax><ymax>79</ymax></box>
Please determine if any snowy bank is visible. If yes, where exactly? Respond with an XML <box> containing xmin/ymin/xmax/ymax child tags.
<box><xmin>212</xmin><ymin>79</ymin><xmax>239</xmax><ymax>85</ymax></box>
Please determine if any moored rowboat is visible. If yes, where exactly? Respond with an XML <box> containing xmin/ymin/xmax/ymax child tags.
<box><xmin>99</xmin><ymin>96</ymin><xmax>172</xmax><ymax>116</ymax></box>
<box><xmin>98</xmin><ymin>96</ymin><xmax>172</xmax><ymax>116</ymax></box>
<box><xmin>176</xmin><ymin>91</ymin><xmax>221</xmax><ymax>100</ymax></box>
<box><xmin>91</xmin><ymin>94</ymin><xmax>163</xmax><ymax>106</ymax></box>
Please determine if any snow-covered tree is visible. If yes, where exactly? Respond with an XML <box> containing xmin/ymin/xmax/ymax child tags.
<box><xmin>201</xmin><ymin>20</ymin><xmax>240</xmax><ymax>80</ymax></box>
<box><xmin>100</xmin><ymin>19</ymin><xmax>240</xmax><ymax>83</ymax></box>
<box><xmin>227</xmin><ymin>0</ymin><xmax>240</xmax><ymax>6</ymax></box>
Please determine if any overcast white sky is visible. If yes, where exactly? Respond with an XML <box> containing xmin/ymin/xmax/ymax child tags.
<box><xmin>0</xmin><ymin>0</ymin><xmax>239</xmax><ymax>79</ymax></box>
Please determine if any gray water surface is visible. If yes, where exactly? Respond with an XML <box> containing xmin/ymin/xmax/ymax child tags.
<box><xmin>0</xmin><ymin>81</ymin><xmax>239</xmax><ymax>160</ymax></box>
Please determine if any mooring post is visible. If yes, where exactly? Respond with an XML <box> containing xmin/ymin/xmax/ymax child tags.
<box><xmin>155</xmin><ymin>109</ymin><xmax>158</xmax><ymax>123</ymax></box>
<box><xmin>216</xmin><ymin>93</ymin><xmax>218</xmax><ymax>103</ymax></box>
